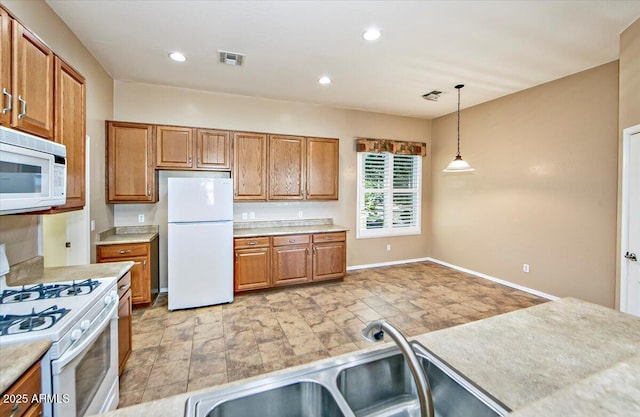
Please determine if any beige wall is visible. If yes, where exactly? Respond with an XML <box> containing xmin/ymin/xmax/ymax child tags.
<box><xmin>616</xmin><ymin>17</ymin><xmax>640</xmax><ymax>307</ymax></box>
<box><xmin>113</xmin><ymin>81</ymin><xmax>431</xmax><ymax>287</ymax></box>
<box><xmin>430</xmin><ymin>62</ymin><xmax>619</xmax><ymax>307</ymax></box>
<box><xmin>0</xmin><ymin>0</ymin><xmax>114</xmax><ymax>264</ymax></box>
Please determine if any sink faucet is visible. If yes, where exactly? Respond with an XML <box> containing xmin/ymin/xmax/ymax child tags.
<box><xmin>361</xmin><ymin>320</ymin><xmax>435</xmax><ymax>417</ymax></box>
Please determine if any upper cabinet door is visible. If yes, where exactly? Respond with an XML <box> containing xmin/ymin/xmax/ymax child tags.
<box><xmin>53</xmin><ymin>57</ymin><xmax>86</xmax><ymax>210</ymax></box>
<box><xmin>233</xmin><ymin>132</ymin><xmax>267</xmax><ymax>200</ymax></box>
<box><xmin>155</xmin><ymin>125</ymin><xmax>194</xmax><ymax>169</ymax></box>
<box><xmin>107</xmin><ymin>121</ymin><xmax>157</xmax><ymax>202</ymax></box>
<box><xmin>0</xmin><ymin>8</ymin><xmax>10</xmax><ymax>127</ymax></box>
<box><xmin>196</xmin><ymin>129</ymin><xmax>230</xmax><ymax>170</ymax></box>
<box><xmin>269</xmin><ymin>135</ymin><xmax>305</xmax><ymax>200</ymax></box>
<box><xmin>12</xmin><ymin>22</ymin><xmax>54</xmax><ymax>139</ymax></box>
<box><xmin>306</xmin><ymin>137</ymin><xmax>339</xmax><ymax>200</ymax></box>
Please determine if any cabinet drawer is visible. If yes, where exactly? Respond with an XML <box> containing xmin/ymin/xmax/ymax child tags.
<box><xmin>273</xmin><ymin>234</ymin><xmax>310</xmax><ymax>246</ymax></box>
<box><xmin>234</xmin><ymin>237</ymin><xmax>270</xmax><ymax>249</ymax></box>
<box><xmin>0</xmin><ymin>361</ymin><xmax>41</xmax><ymax>417</ymax></box>
<box><xmin>98</xmin><ymin>244</ymin><xmax>148</xmax><ymax>259</ymax></box>
<box><xmin>117</xmin><ymin>271</ymin><xmax>131</xmax><ymax>299</ymax></box>
<box><xmin>313</xmin><ymin>232</ymin><xmax>346</xmax><ymax>243</ymax></box>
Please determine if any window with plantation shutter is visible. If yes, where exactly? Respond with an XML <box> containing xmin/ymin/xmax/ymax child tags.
<box><xmin>357</xmin><ymin>152</ymin><xmax>421</xmax><ymax>238</ymax></box>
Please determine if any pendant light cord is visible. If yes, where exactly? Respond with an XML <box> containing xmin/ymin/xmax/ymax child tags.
<box><xmin>455</xmin><ymin>84</ymin><xmax>463</xmax><ymax>157</ymax></box>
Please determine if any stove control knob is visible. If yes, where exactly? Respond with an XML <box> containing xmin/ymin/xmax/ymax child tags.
<box><xmin>104</xmin><ymin>294</ymin><xmax>113</xmax><ymax>305</ymax></box>
<box><xmin>71</xmin><ymin>329</ymin><xmax>83</xmax><ymax>341</ymax></box>
<box><xmin>81</xmin><ymin>320</ymin><xmax>91</xmax><ymax>330</ymax></box>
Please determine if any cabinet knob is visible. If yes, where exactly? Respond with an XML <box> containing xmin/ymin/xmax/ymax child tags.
<box><xmin>188</xmin><ymin>156</ymin><xmax>192</xmax><ymax>164</ymax></box>
<box><xmin>1</xmin><ymin>88</ymin><xmax>12</xmax><ymax>115</ymax></box>
<box><xmin>10</xmin><ymin>404</ymin><xmax>20</xmax><ymax>417</ymax></box>
<box><xmin>147</xmin><ymin>187</ymin><xmax>151</xmax><ymax>197</ymax></box>
<box><xmin>248</xmin><ymin>242</ymin><xmax>257</xmax><ymax>246</ymax></box>
<box><xmin>119</xmin><ymin>249</ymin><xmax>131</xmax><ymax>254</ymax></box>
<box><xmin>288</xmin><ymin>239</ymin><xmax>296</xmax><ymax>244</ymax></box>
<box><xmin>17</xmin><ymin>95</ymin><xmax>26</xmax><ymax>119</ymax></box>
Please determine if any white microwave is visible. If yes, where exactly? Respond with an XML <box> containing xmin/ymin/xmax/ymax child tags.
<box><xmin>0</xmin><ymin>126</ymin><xmax>66</xmax><ymax>214</ymax></box>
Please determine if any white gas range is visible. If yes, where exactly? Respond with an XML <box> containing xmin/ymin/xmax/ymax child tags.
<box><xmin>0</xmin><ymin>276</ymin><xmax>120</xmax><ymax>417</ymax></box>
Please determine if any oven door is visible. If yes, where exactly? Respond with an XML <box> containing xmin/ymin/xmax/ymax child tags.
<box><xmin>50</xmin><ymin>299</ymin><xmax>119</xmax><ymax>417</ymax></box>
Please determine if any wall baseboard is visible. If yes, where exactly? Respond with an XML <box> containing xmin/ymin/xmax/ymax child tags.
<box><xmin>347</xmin><ymin>257</ymin><xmax>559</xmax><ymax>301</ymax></box>
<box><xmin>347</xmin><ymin>257</ymin><xmax>431</xmax><ymax>271</ymax></box>
<box><xmin>426</xmin><ymin>257</ymin><xmax>559</xmax><ymax>301</ymax></box>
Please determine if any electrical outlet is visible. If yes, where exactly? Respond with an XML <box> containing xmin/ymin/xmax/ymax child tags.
<box><xmin>90</xmin><ymin>220</ymin><xmax>95</xmax><ymax>232</ymax></box>
<box><xmin>249</xmin><ymin>212</ymin><xmax>255</xmax><ymax>220</ymax></box>
<box><xmin>386</xmin><ymin>244</ymin><xmax>391</xmax><ymax>251</ymax></box>
<box><xmin>523</xmin><ymin>264</ymin><xmax>530</xmax><ymax>273</ymax></box>
<box><xmin>242</xmin><ymin>212</ymin><xmax>248</xmax><ymax>220</ymax></box>
<box><xmin>298</xmin><ymin>210</ymin><xmax>303</xmax><ymax>218</ymax></box>
<box><xmin>138</xmin><ymin>214</ymin><xmax>145</xmax><ymax>223</ymax></box>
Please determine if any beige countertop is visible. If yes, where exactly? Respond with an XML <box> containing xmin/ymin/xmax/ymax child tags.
<box><xmin>0</xmin><ymin>340</ymin><xmax>51</xmax><ymax>394</ymax></box>
<box><xmin>95</xmin><ymin>225</ymin><xmax>159</xmax><ymax>246</ymax></box>
<box><xmin>97</xmin><ymin>298</ymin><xmax>640</xmax><ymax>416</ymax></box>
<box><xmin>233</xmin><ymin>218</ymin><xmax>348</xmax><ymax>238</ymax></box>
<box><xmin>6</xmin><ymin>259</ymin><xmax>134</xmax><ymax>286</ymax></box>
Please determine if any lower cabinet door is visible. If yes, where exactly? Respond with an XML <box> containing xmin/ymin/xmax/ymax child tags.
<box><xmin>129</xmin><ymin>257</ymin><xmax>151</xmax><ymax>305</ymax></box>
<box><xmin>235</xmin><ymin>248</ymin><xmax>270</xmax><ymax>292</ymax></box>
<box><xmin>117</xmin><ymin>288</ymin><xmax>132</xmax><ymax>375</ymax></box>
<box><xmin>313</xmin><ymin>242</ymin><xmax>346</xmax><ymax>280</ymax></box>
<box><xmin>272</xmin><ymin>245</ymin><xmax>310</xmax><ymax>286</ymax></box>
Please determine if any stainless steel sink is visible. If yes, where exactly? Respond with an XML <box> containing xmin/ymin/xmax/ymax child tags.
<box><xmin>205</xmin><ymin>381</ymin><xmax>345</xmax><ymax>417</ymax></box>
<box><xmin>186</xmin><ymin>343</ymin><xmax>510</xmax><ymax>417</ymax></box>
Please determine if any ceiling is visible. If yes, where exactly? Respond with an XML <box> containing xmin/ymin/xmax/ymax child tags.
<box><xmin>45</xmin><ymin>0</ymin><xmax>640</xmax><ymax>119</ymax></box>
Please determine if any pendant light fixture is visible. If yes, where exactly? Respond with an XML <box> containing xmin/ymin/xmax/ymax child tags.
<box><xmin>443</xmin><ymin>84</ymin><xmax>475</xmax><ymax>172</ymax></box>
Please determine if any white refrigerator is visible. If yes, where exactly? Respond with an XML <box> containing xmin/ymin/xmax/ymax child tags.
<box><xmin>167</xmin><ymin>177</ymin><xmax>233</xmax><ymax>310</ymax></box>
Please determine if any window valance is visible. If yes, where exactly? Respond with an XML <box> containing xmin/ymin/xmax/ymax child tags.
<box><xmin>355</xmin><ymin>138</ymin><xmax>427</xmax><ymax>156</ymax></box>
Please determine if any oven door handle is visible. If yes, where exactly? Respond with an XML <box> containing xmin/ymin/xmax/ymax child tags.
<box><xmin>51</xmin><ymin>299</ymin><xmax>118</xmax><ymax>373</ymax></box>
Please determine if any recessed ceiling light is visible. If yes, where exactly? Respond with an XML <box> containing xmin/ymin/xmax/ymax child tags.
<box><xmin>363</xmin><ymin>28</ymin><xmax>381</xmax><ymax>41</ymax></box>
<box><xmin>318</xmin><ymin>76</ymin><xmax>332</xmax><ymax>85</ymax></box>
<box><xmin>169</xmin><ymin>51</ymin><xmax>186</xmax><ymax>62</ymax></box>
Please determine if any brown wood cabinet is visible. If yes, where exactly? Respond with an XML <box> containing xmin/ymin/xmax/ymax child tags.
<box><xmin>234</xmin><ymin>237</ymin><xmax>270</xmax><ymax>291</ymax></box>
<box><xmin>272</xmin><ymin>234</ymin><xmax>311</xmax><ymax>286</ymax></box>
<box><xmin>269</xmin><ymin>135</ymin><xmax>305</xmax><ymax>200</ymax></box>
<box><xmin>196</xmin><ymin>129</ymin><xmax>231</xmax><ymax>170</ymax></box>
<box><xmin>11</xmin><ymin>20</ymin><xmax>54</xmax><ymax>139</ymax></box>
<box><xmin>306</xmin><ymin>137</ymin><xmax>339</xmax><ymax>200</ymax></box>
<box><xmin>155</xmin><ymin>125</ymin><xmax>193</xmax><ymax>168</ymax></box>
<box><xmin>155</xmin><ymin>126</ymin><xmax>231</xmax><ymax>171</ymax></box>
<box><xmin>51</xmin><ymin>57</ymin><xmax>85</xmax><ymax>211</ymax></box>
<box><xmin>0</xmin><ymin>359</ymin><xmax>42</xmax><ymax>417</ymax></box>
<box><xmin>234</xmin><ymin>231</ymin><xmax>345</xmax><ymax>293</ymax></box>
<box><xmin>97</xmin><ymin>237</ymin><xmax>159</xmax><ymax>307</ymax></box>
<box><xmin>106</xmin><ymin>121</ymin><xmax>157</xmax><ymax>203</ymax></box>
<box><xmin>312</xmin><ymin>232</ymin><xmax>346</xmax><ymax>280</ymax></box>
<box><xmin>233</xmin><ymin>131</ymin><xmax>268</xmax><ymax>200</ymax></box>
<box><xmin>117</xmin><ymin>271</ymin><xmax>132</xmax><ymax>375</ymax></box>
<box><xmin>0</xmin><ymin>8</ymin><xmax>10</xmax><ymax>128</ymax></box>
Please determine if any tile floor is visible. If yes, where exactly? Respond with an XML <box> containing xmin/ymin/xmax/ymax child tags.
<box><xmin>118</xmin><ymin>261</ymin><xmax>547</xmax><ymax>408</ymax></box>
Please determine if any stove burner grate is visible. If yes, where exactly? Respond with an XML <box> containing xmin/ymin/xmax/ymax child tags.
<box><xmin>0</xmin><ymin>279</ymin><xmax>101</xmax><ymax>304</ymax></box>
<box><xmin>0</xmin><ymin>305</ymin><xmax>70</xmax><ymax>335</ymax></box>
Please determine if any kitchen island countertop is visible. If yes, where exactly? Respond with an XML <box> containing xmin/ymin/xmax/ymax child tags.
<box><xmin>98</xmin><ymin>297</ymin><xmax>640</xmax><ymax>416</ymax></box>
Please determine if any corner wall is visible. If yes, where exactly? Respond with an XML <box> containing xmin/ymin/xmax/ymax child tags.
<box><xmin>430</xmin><ymin>62</ymin><xmax>619</xmax><ymax>307</ymax></box>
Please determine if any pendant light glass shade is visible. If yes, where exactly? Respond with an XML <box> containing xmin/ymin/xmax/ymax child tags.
<box><xmin>444</xmin><ymin>154</ymin><xmax>475</xmax><ymax>172</ymax></box>
<box><xmin>443</xmin><ymin>84</ymin><xmax>474</xmax><ymax>173</ymax></box>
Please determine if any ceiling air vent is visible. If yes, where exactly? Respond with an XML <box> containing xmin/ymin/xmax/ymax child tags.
<box><xmin>422</xmin><ymin>90</ymin><xmax>442</xmax><ymax>101</ymax></box>
<box><xmin>218</xmin><ymin>50</ymin><xmax>245</xmax><ymax>66</ymax></box>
